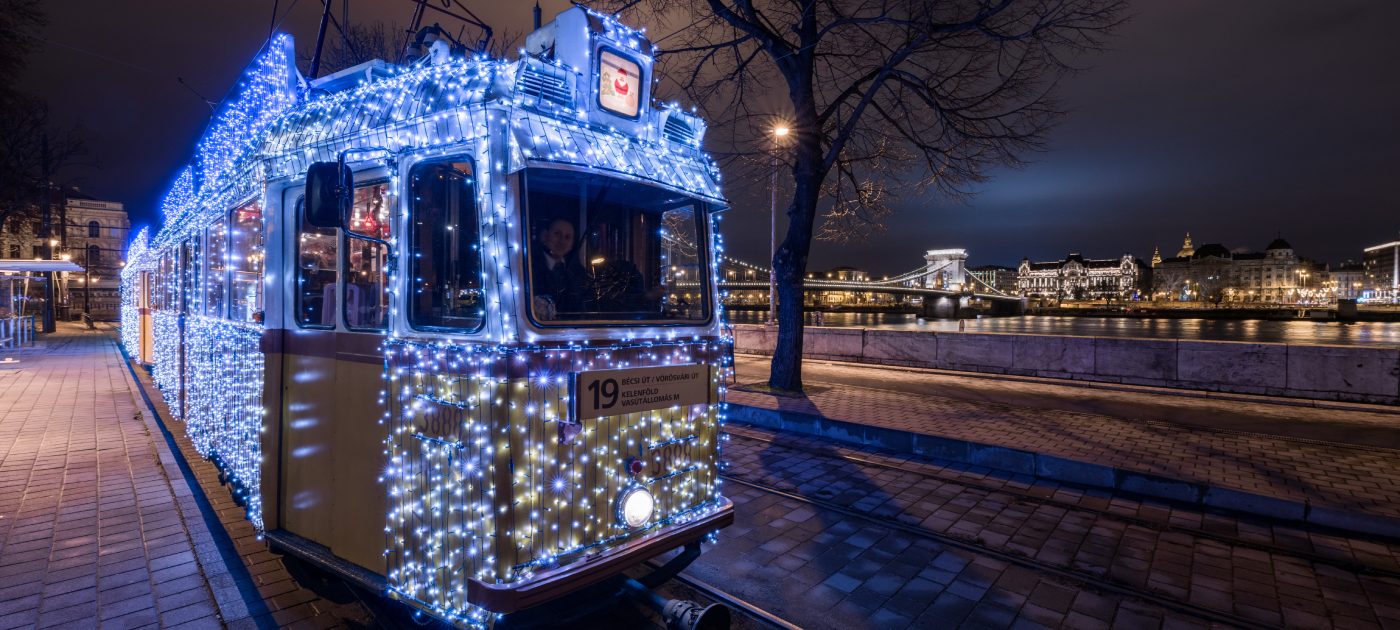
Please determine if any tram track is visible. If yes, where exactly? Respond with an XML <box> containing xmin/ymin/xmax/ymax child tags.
<box><xmin>719</xmin><ymin>473</ymin><xmax>1273</xmax><ymax>630</ymax></box>
<box><xmin>723</xmin><ymin>426</ymin><xmax>1400</xmax><ymax>581</ymax></box>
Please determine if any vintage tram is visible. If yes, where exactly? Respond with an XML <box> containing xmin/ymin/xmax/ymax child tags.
<box><xmin>121</xmin><ymin>7</ymin><xmax>733</xmax><ymax>627</ymax></box>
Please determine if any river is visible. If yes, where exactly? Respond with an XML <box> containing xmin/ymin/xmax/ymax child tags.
<box><xmin>723</xmin><ymin>311</ymin><xmax>1400</xmax><ymax>347</ymax></box>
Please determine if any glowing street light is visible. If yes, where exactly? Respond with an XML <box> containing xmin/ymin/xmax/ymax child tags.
<box><xmin>768</xmin><ymin>124</ymin><xmax>791</xmax><ymax>325</ymax></box>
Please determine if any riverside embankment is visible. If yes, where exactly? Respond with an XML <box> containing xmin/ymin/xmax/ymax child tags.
<box><xmin>732</xmin><ymin>324</ymin><xmax>1400</xmax><ymax>405</ymax></box>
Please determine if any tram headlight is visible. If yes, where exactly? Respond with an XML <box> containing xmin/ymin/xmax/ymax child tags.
<box><xmin>618</xmin><ymin>486</ymin><xmax>655</xmax><ymax>529</ymax></box>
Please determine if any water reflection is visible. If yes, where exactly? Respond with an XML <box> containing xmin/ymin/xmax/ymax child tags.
<box><xmin>724</xmin><ymin>310</ymin><xmax>1400</xmax><ymax>347</ymax></box>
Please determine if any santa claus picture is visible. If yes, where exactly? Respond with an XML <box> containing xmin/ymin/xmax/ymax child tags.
<box><xmin>599</xmin><ymin>50</ymin><xmax>641</xmax><ymax>117</ymax></box>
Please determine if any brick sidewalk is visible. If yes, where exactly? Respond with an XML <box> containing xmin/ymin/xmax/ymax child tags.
<box><xmin>119</xmin><ymin>333</ymin><xmax>378</xmax><ymax>628</ymax></box>
<box><xmin>728</xmin><ymin>355</ymin><xmax>1400</xmax><ymax>523</ymax></box>
<box><xmin>0</xmin><ymin>325</ymin><xmax>223</xmax><ymax>628</ymax></box>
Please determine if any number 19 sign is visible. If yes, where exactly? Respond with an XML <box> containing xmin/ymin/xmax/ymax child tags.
<box><xmin>573</xmin><ymin>364</ymin><xmax>711</xmax><ymax>420</ymax></box>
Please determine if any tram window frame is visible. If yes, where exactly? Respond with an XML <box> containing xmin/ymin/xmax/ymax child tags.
<box><xmin>228</xmin><ymin>200</ymin><xmax>265</xmax><ymax>324</ymax></box>
<box><xmin>521</xmin><ymin>167</ymin><xmax>714</xmax><ymax>328</ymax></box>
<box><xmin>182</xmin><ymin>238</ymin><xmax>198</xmax><ymax>315</ymax></box>
<box><xmin>204</xmin><ymin>218</ymin><xmax>229</xmax><ymax>318</ymax></box>
<box><xmin>406</xmin><ymin>157</ymin><xmax>484</xmax><ymax>334</ymax></box>
<box><xmin>151</xmin><ymin>254</ymin><xmax>161</xmax><ymax>310</ymax></box>
<box><xmin>342</xmin><ymin>180</ymin><xmax>392</xmax><ymax>332</ymax></box>
<box><xmin>294</xmin><ymin>196</ymin><xmax>340</xmax><ymax>330</ymax></box>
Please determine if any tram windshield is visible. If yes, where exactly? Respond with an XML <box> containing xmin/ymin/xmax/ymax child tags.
<box><xmin>524</xmin><ymin>168</ymin><xmax>710</xmax><ymax>325</ymax></box>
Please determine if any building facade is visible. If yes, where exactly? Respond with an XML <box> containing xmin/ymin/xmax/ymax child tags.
<box><xmin>1151</xmin><ymin>235</ymin><xmax>1324</xmax><ymax>304</ymax></box>
<box><xmin>1331</xmin><ymin>263</ymin><xmax>1366</xmax><ymax>300</ymax></box>
<box><xmin>60</xmin><ymin>197</ymin><xmax>130</xmax><ymax>319</ymax></box>
<box><xmin>0</xmin><ymin>195</ymin><xmax>129</xmax><ymax>320</ymax></box>
<box><xmin>1363</xmin><ymin>240</ymin><xmax>1399</xmax><ymax>303</ymax></box>
<box><xmin>1017</xmin><ymin>253</ymin><xmax>1142</xmax><ymax>300</ymax></box>
<box><xmin>968</xmin><ymin>265</ymin><xmax>1018</xmax><ymax>295</ymax></box>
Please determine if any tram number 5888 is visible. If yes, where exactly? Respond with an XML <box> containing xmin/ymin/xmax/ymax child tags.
<box><xmin>586</xmin><ymin>378</ymin><xmax>620</xmax><ymax>411</ymax></box>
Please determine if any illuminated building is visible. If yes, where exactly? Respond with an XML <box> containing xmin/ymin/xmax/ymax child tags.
<box><xmin>1363</xmin><ymin>239</ymin><xmax>1399</xmax><ymax>303</ymax></box>
<box><xmin>1151</xmin><ymin>235</ymin><xmax>1324</xmax><ymax>303</ymax></box>
<box><xmin>968</xmin><ymin>265</ymin><xmax>1018</xmax><ymax>295</ymax></box>
<box><xmin>1017</xmin><ymin>253</ymin><xmax>1143</xmax><ymax>300</ymax></box>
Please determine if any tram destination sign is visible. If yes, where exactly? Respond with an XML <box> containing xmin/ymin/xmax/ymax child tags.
<box><xmin>573</xmin><ymin>364</ymin><xmax>710</xmax><ymax>420</ymax></box>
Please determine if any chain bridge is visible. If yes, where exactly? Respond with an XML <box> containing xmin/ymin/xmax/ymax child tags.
<box><xmin>714</xmin><ymin>249</ymin><xmax>1026</xmax><ymax>318</ymax></box>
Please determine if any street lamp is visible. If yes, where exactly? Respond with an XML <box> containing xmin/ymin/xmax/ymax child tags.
<box><xmin>768</xmin><ymin>124</ymin><xmax>790</xmax><ymax>325</ymax></box>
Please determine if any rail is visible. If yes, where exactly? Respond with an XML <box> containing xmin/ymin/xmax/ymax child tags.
<box><xmin>0</xmin><ymin>316</ymin><xmax>36</xmax><ymax>349</ymax></box>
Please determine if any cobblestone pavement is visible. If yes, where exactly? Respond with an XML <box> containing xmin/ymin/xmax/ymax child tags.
<box><xmin>728</xmin><ymin>355</ymin><xmax>1400</xmax><ymax>520</ymax></box>
<box><xmin>683</xmin><ymin>424</ymin><xmax>1400</xmax><ymax>629</ymax></box>
<box><xmin>0</xmin><ymin>326</ymin><xmax>224</xmax><ymax>628</ymax></box>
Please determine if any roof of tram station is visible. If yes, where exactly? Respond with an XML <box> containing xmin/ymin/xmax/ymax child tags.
<box><xmin>0</xmin><ymin>260</ymin><xmax>85</xmax><ymax>274</ymax></box>
<box><xmin>148</xmin><ymin>8</ymin><xmax>723</xmax><ymax>252</ymax></box>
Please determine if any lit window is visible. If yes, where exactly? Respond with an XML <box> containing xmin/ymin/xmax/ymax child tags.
<box><xmin>408</xmin><ymin>159</ymin><xmax>483</xmax><ymax>332</ymax></box>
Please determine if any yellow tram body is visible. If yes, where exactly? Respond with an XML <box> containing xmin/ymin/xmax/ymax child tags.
<box><xmin>121</xmin><ymin>8</ymin><xmax>733</xmax><ymax>626</ymax></box>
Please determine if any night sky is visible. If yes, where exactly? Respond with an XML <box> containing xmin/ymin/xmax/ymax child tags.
<box><xmin>19</xmin><ymin>1</ymin><xmax>1400</xmax><ymax>275</ymax></box>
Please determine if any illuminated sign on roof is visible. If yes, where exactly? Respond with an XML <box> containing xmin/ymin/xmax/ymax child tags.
<box><xmin>598</xmin><ymin>49</ymin><xmax>641</xmax><ymax>118</ymax></box>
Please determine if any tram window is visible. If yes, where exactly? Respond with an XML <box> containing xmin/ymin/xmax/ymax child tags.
<box><xmin>151</xmin><ymin>253</ymin><xmax>163</xmax><ymax>310</ymax></box>
<box><xmin>295</xmin><ymin>197</ymin><xmax>339</xmax><ymax>328</ymax></box>
<box><xmin>523</xmin><ymin>168</ymin><xmax>710</xmax><ymax>325</ymax></box>
<box><xmin>163</xmin><ymin>251</ymin><xmax>176</xmax><ymax>311</ymax></box>
<box><xmin>205</xmin><ymin>219</ymin><xmax>228</xmax><ymax>318</ymax></box>
<box><xmin>229</xmin><ymin>202</ymin><xmax>264</xmax><ymax>323</ymax></box>
<box><xmin>344</xmin><ymin>182</ymin><xmax>391</xmax><ymax>330</ymax></box>
<box><xmin>408</xmin><ymin>159</ymin><xmax>482</xmax><ymax>332</ymax></box>
<box><xmin>182</xmin><ymin>238</ymin><xmax>198</xmax><ymax>314</ymax></box>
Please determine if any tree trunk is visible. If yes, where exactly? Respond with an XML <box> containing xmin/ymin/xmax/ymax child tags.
<box><xmin>767</xmin><ymin>134</ymin><xmax>823</xmax><ymax>392</ymax></box>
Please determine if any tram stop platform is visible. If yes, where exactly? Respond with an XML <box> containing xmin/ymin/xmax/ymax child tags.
<box><xmin>726</xmin><ymin>353</ymin><xmax>1400</xmax><ymax>541</ymax></box>
<box><xmin>0</xmin><ymin>324</ymin><xmax>373</xmax><ymax>629</ymax></box>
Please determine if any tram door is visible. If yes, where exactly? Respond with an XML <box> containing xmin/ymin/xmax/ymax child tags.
<box><xmin>277</xmin><ymin>188</ymin><xmax>339</xmax><ymax>549</ymax></box>
<box><xmin>274</xmin><ymin>184</ymin><xmax>389</xmax><ymax>574</ymax></box>
<box><xmin>138</xmin><ymin>271</ymin><xmax>154</xmax><ymax>364</ymax></box>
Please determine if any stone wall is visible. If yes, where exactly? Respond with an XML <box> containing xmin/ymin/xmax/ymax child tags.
<box><xmin>732</xmin><ymin>324</ymin><xmax>1400</xmax><ymax>405</ymax></box>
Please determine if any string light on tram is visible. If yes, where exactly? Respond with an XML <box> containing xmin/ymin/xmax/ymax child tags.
<box><xmin>122</xmin><ymin>9</ymin><xmax>735</xmax><ymax>627</ymax></box>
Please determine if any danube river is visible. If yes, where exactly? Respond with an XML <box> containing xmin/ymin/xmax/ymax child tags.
<box><xmin>724</xmin><ymin>311</ymin><xmax>1400</xmax><ymax>347</ymax></box>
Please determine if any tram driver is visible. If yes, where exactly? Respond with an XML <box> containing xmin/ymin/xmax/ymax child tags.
<box><xmin>531</xmin><ymin>217</ymin><xmax>587</xmax><ymax>320</ymax></box>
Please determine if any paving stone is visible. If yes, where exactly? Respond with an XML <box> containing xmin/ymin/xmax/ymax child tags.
<box><xmin>730</xmin><ymin>355</ymin><xmax>1400</xmax><ymax>523</ymax></box>
<box><xmin>0</xmin><ymin>326</ymin><xmax>373</xmax><ymax>629</ymax></box>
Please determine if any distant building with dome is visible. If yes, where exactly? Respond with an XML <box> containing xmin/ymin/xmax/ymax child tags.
<box><xmin>1175</xmin><ymin>232</ymin><xmax>1195</xmax><ymax>258</ymax></box>
<box><xmin>1151</xmin><ymin>233</ymin><xmax>1324</xmax><ymax>303</ymax></box>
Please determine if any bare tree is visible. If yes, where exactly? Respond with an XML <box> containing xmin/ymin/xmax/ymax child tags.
<box><xmin>315</xmin><ymin>21</ymin><xmax>401</xmax><ymax>75</ymax></box>
<box><xmin>309</xmin><ymin>19</ymin><xmax>524</xmax><ymax>77</ymax></box>
<box><xmin>602</xmin><ymin>0</ymin><xmax>1126</xmax><ymax>391</ymax></box>
<box><xmin>0</xmin><ymin>96</ymin><xmax>88</xmax><ymax>233</ymax></box>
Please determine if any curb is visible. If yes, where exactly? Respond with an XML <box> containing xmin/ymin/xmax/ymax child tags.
<box><xmin>725</xmin><ymin>402</ymin><xmax>1400</xmax><ymax>541</ymax></box>
<box><xmin>111</xmin><ymin>334</ymin><xmax>274</xmax><ymax>627</ymax></box>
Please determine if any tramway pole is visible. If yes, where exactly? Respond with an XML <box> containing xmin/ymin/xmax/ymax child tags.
<box><xmin>308</xmin><ymin>0</ymin><xmax>334</xmax><ymax>78</ymax></box>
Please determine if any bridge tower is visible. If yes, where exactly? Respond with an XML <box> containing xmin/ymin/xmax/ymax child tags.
<box><xmin>923</xmin><ymin>249</ymin><xmax>968</xmax><ymax>289</ymax></box>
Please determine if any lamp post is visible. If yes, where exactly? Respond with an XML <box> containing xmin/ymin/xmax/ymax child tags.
<box><xmin>769</xmin><ymin>125</ymin><xmax>789</xmax><ymax>325</ymax></box>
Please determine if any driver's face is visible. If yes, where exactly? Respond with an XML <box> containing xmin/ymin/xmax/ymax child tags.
<box><xmin>542</xmin><ymin>220</ymin><xmax>574</xmax><ymax>259</ymax></box>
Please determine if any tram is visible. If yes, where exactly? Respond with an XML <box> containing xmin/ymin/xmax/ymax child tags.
<box><xmin>121</xmin><ymin>7</ymin><xmax>733</xmax><ymax>628</ymax></box>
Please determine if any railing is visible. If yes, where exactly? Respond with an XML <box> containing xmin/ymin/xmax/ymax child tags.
<box><xmin>0</xmin><ymin>316</ymin><xmax>36</xmax><ymax>349</ymax></box>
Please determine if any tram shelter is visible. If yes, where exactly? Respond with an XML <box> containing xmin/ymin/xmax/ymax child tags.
<box><xmin>0</xmin><ymin>259</ymin><xmax>85</xmax><ymax>332</ymax></box>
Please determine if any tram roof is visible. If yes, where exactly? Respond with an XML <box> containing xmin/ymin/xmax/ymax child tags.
<box><xmin>260</xmin><ymin>59</ymin><xmax>724</xmax><ymax>203</ymax></box>
<box><xmin>147</xmin><ymin>21</ymin><xmax>724</xmax><ymax>253</ymax></box>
